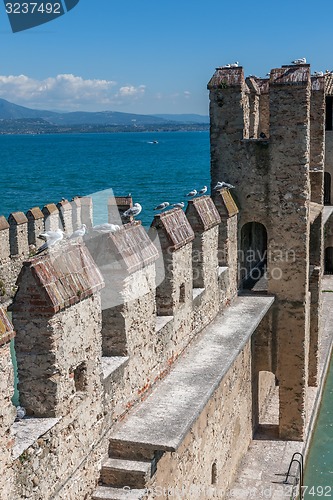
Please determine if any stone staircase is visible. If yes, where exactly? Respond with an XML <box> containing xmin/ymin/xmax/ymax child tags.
<box><xmin>92</xmin><ymin>295</ymin><xmax>275</xmax><ymax>499</ymax></box>
<box><xmin>92</xmin><ymin>441</ymin><xmax>164</xmax><ymax>500</ymax></box>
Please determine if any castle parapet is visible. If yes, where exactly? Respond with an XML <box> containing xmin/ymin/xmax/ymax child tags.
<box><xmin>11</xmin><ymin>243</ymin><xmax>104</xmax><ymax>418</ymax></box>
<box><xmin>8</xmin><ymin>212</ymin><xmax>29</xmax><ymax>258</ymax></box>
<box><xmin>0</xmin><ymin>307</ymin><xmax>16</xmax><ymax>494</ymax></box>
<box><xmin>42</xmin><ymin>203</ymin><xmax>59</xmax><ymax>231</ymax></box>
<box><xmin>57</xmin><ymin>199</ymin><xmax>73</xmax><ymax>235</ymax></box>
<box><xmin>26</xmin><ymin>207</ymin><xmax>44</xmax><ymax>247</ymax></box>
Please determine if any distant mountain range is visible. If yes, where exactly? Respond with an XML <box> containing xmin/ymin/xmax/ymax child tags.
<box><xmin>0</xmin><ymin>98</ymin><xmax>209</xmax><ymax>134</ymax></box>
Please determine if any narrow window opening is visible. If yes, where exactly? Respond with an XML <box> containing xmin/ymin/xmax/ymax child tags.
<box><xmin>179</xmin><ymin>283</ymin><xmax>186</xmax><ymax>303</ymax></box>
<box><xmin>211</xmin><ymin>461</ymin><xmax>217</xmax><ymax>485</ymax></box>
<box><xmin>326</xmin><ymin>96</ymin><xmax>333</xmax><ymax>131</ymax></box>
<box><xmin>74</xmin><ymin>361</ymin><xmax>88</xmax><ymax>392</ymax></box>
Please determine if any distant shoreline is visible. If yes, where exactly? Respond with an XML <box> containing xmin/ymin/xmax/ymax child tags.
<box><xmin>0</xmin><ymin>119</ymin><xmax>210</xmax><ymax>136</ymax></box>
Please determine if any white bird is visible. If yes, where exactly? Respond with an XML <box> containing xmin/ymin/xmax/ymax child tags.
<box><xmin>292</xmin><ymin>58</ymin><xmax>306</xmax><ymax>65</ymax></box>
<box><xmin>36</xmin><ymin>229</ymin><xmax>63</xmax><ymax>255</ymax></box>
<box><xmin>16</xmin><ymin>406</ymin><xmax>26</xmax><ymax>420</ymax></box>
<box><xmin>69</xmin><ymin>224</ymin><xmax>86</xmax><ymax>239</ymax></box>
<box><xmin>214</xmin><ymin>181</ymin><xmax>235</xmax><ymax>190</ymax></box>
<box><xmin>198</xmin><ymin>186</ymin><xmax>207</xmax><ymax>195</ymax></box>
<box><xmin>92</xmin><ymin>223</ymin><xmax>120</xmax><ymax>233</ymax></box>
<box><xmin>313</xmin><ymin>71</ymin><xmax>324</xmax><ymax>77</ymax></box>
<box><xmin>186</xmin><ymin>189</ymin><xmax>197</xmax><ymax>197</ymax></box>
<box><xmin>122</xmin><ymin>203</ymin><xmax>142</xmax><ymax>218</ymax></box>
<box><xmin>230</xmin><ymin>61</ymin><xmax>239</xmax><ymax>68</ymax></box>
<box><xmin>172</xmin><ymin>202</ymin><xmax>185</xmax><ymax>209</ymax></box>
<box><xmin>154</xmin><ymin>202</ymin><xmax>170</xmax><ymax>211</ymax></box>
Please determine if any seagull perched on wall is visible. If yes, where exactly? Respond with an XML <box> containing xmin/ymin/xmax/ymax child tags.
<box><xmin>154</xmin><ymin>202</ymin><xmax>170</xmax><ymax>211</ymax></box>
<box><xmin>35</xmin><ymin>229</ymin><xmax>63</xmax><ymax>255</ymax></box>
<box><xmin>15</xmin><ymin>406</ymin><xmax>26</xmax><ymax>420</ymax></box>
<box><xmin>230</xmin><ymin>61</ymin><xmax>239</xmax><ymax>67</ymax></box>
<box><xmin>313</xmin><ymin>71</ymin><xmax>324</xmax><ymax>77</ymax></box>
<box><xmin>292</xmin><ymin>58</ymin><xmax>306</xmax><ymax>65</ymax></box>
<box><xmin>198</xmin><ymin>186</ymin><xmax>208</xmax><ymax>195</ymax></box>
<box><xmin>214</xmin><ymin>181</ymin><xmax>235</xmax><ymax>190</ymax></box>
<box><xmin>186</xmin><ymin>189</ymin><xmax>197</xmax><ymax>198</ymax></box>
<box><xmin>69</xmin><ymin>224</ymin><xmax>86</xmax><ymax>239</ymax></box>
<box><xmin>122</xmin><ymin>203</ymin><xmax>142</xmax><ymax>218</ymax></box>
<box><xmin>92</xmin><ymin>223</ymin><xmax>120</xmax><ymax>233</ymax></box>
<box><xmin>172</xmin><ymin>202</ymin><xmax>185</xmax><ymax>209</ymax></box>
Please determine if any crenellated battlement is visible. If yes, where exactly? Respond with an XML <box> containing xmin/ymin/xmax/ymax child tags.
<box><xmin>1</xmin><ymin>61</ymin><xmax>333</xmax><ymax>500</ymax></box>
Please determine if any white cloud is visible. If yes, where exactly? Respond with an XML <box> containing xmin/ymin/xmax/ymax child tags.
<box><xmin>184</xmin><ymin>90</ymin><xmax>191</xmax><ymax>98</ymax></box>
<box><xmin>0</xmin><ymin>74</ymin><xmax>146</xmax><ymax>111</ymax></box>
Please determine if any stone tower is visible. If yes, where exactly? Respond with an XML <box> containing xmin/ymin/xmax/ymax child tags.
<box><xmin>208</xmin><ymin>63</ymin><xmax>325</xmax><ymax>440</ymax></box>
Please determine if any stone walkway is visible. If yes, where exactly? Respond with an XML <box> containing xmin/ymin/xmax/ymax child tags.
<box><xmin>226</xmin><ymin>276</ymin><xmax>333</xmax><ymax>499</ymax></box>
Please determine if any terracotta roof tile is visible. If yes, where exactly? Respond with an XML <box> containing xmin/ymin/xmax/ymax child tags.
<box><xmin>14</xmin><ymin>243</ymin><xmax>104</xmax><ymax>314</ymax></box>
<box><xmin>270</xmin><ymin>65</ymin><xmax>310</xmax><ymax>86</ymax></box>
<box><xmin>208</xmin><ymin>67</ymin><xmax>244</xmax><ymax>89</ymax></box>
<box><xmin>186</xmin><ymin>196</ymin><xmax>221</xmax><ymax>232</ymax></box>
<box><xmin>151</xmin><ymin>208</ymin><xmax>195</xmax><ymax>251</ymax></box>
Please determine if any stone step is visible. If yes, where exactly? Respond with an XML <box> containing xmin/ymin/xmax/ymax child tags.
<box><xmin>109</xmin><ymin>439</ymin><xmax>156</xmax><ymax>462</ymax></box>
<box><xmin>100</xmin><ymin>457</ymin><xmax>151</xmax><ymax>489</ymax></box>
<box><xmin>92</xmin><ymin>486</ymin><xmax>146</xmax><ymax>500</ymax></box>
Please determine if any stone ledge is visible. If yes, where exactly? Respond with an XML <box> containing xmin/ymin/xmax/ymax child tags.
<box><xmin>155</xmin><ymin>316</ymin><xmax>173</xmax><ymax>334</ymax></box>
<box><xmin>192</xmin><ymin>287</ymin><xmax>205</xmax><ymax>302</ymax></box>
<box><xmin>12</xmin><ymin>417</ymin><xmax>60</xmax><ymax>459</ymax></box>
<box><xmin>111</xmin><ymin>295</ymin><xmax>274</xmax><ymax>452</ymax></box>
<box><xmin>323</xmin><ymin>206</ymin><xmax>333</xmax><ymax>225</ymax></box>
<box><xmin>102</xmin><ymin>356</ymin><xmax>129</xmax><ymax>382</ymax></box>
<box><xmin>218</xmin><ymin>266</ymin><xmax>228</xmax><ymax>277</ymax></box>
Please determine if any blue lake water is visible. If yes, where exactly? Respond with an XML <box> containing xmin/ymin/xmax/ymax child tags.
<box><xmin>0</xmin><ymin>131</ymin><xmax>210</xmax><ymax>226</ymax></box>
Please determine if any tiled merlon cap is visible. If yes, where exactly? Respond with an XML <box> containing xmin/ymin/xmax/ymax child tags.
<box><xmin>108</xmin><ymin>196</ymin><xmax>133</xmax><ymax>207</ymax></box>
<box><xmin>270</xmin><ymin>65</ymin><xmax>310</xmax><ymax>86</ymax></box>
<box><xmin>207</xmin><ymin>67</ymin><xmax>244</xmax><ymax>89</ymax></box>
<box><xmin>311</xmin><ymin>75</ymin><xmax>325</xmax><ymax>92</ymax></box>
<box><xmin>79</xmin><ymin>196</ymin><xmax>93</xmax><ymax>206</ymax></box>
<box><xmin>151</xmin><ymin>208</ymin><xmax>195</xmax><ymax>251</ymax></box>
<box><xmin>71</xmin><ymin>196</ymin><xmax>81</xmax><ymax>207</ymax></box>
<box><xmin>107</xmin><ymin>221</ymin><xmax>159</xmax><ymax>273</ymax></box>
<box><xmin>325</xmin><ymin>75</ymin><xmax>333</xmax><ymax>95</ymax></box>
<box><xmin>0</xmin><ymin>307</ymin><xmax>15</xmax><ymax>346</ymax></box>
<box><xmin>8</xmin><ymin>211</ymin><xmax>28</xmax><ymax>225</ymax></box>
<box><xmin>14</xmin><ymin>243</ymin><xmax>104</xmax><ymax>314</ymax></box>
<box><xmin>57</xmin><ymin>199</ymin><xmax>72</xmax><ymax>211</ymax></box>
<box><xmin>186</xmin><ymin>196</ymin><xmax>221</xmax><ymax>232</ymax></box>
<box><xmin>0</xmin><ymin>215</ymin><xmax>10</xmax><ymax>230</ymax></box>
<box><xmin>42</xmin><ymin>203</ymin><xmax>58</xmax><ymax>216</ymax></box>
<box><xmin>245</xmin><ymin>77</ymin><xmax>260</xmax><ymax>94</ymax></box>
<box><xmin>26</xmin><ymin>207</ymin><xmax>44</xmax><ymax>221</ymax></box>
<box><xmin>213</xmin><ymin>189</ymin><xmax>239</xmax><ymax>217</ymax></box>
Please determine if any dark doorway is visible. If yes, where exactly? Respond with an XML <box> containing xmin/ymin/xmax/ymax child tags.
<box><xmin>325</xmin><ymin>247</ymin><xmax>333</xmax><ymax>275</ymax></box>
<box><xmin>324</xmin><ymin>172</ymin><xmax>331</xmax><ymax>205</ymax></box>
<box><xmin>240</xmin><ymin>222</ymin><xmax>268</xmax><ymax>289</ymax></box>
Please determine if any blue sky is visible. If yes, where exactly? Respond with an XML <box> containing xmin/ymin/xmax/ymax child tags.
<box><xmin>0</xmin><ymin>0</ymin><xmax>332</xmax><ymax>114</ymax></box>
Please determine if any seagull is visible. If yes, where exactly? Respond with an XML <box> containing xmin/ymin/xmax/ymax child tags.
<box><xmin>69</xmin><ymin>224</ymin><xmax>86</xmax><ymax>239</ymax></box>
<box><xmin>292</xmin><ymin>58</ymin><xmax>306</xmax><ymax>65</ymax></box>
<box><xmin>230</xmin><ymin>61</ymin><xmax>239</xmax><ymax>68</ymax></box>
<box><xmin>172</xmin><ymin>202</ymin><xmax>185</xmax><ymax>209</ymax></box>
<box><xmin>186</xmin><ymin>189</ymin><xmax>197</xmax><ymax>198</ymax></box>
<box><xmin>313</xmin><ymin>71</ymin><xmax>324</xmax><ymax>77</ymax></box>
<box><xmin>16</xmin><ymin>406</ymin><xmax>26</xmax><ymax>420</ymax></box>
<box><xmin>198</xmin><ymin>186</ymin><xmax>207</xmax><ymax>195</ymax></box>
<box><xmin>35</xmin><ymin>229</ymin><xmax>63</xmax><ymax>255</ymax></box>
<box><xmin>154</xmin><ymin>202</ymin><xmax>170</xmax><ymax>211</ymax></box>
<box><xmin>214</xmin><ymin>181</ymin><xmax>235</xmax><ymax>190</ymax></box>
<box><xmin>92</xmin><ymin>223</ymin><xmax>120</xmax><ymax>233</ymax></box>
<box><xmin>122</xmin><ymin>203</ymin><xmax>142</xmax><ymax>218</ymax></box>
